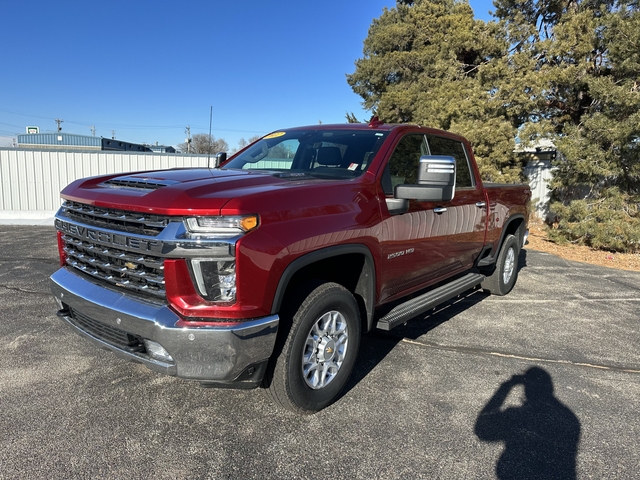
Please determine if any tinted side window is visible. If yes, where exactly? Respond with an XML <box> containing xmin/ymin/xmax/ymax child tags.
<box><xmin>382</xmin><ymin>134</ymin><xmax>428</xmax><ymax>195</ymax></box>
<box><xmin>426</xmin><ymin>135</ymin><xmax>473</xmax><ymax>188</ymax></box>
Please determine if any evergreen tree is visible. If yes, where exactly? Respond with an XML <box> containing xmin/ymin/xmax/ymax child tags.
<box><xmin>347</xmin><ymin>0</ymin><xmax>522</xmax><ymax>182</ymax></box>
<box><xmin>493</xmin><ymin>0</ymin><xmax>640</xmax><ymax>251</ymax></box>
<box><xmin>349</xmin><ymin>0</ymin><xmax>640</xmax><ymax>251</ymax></box>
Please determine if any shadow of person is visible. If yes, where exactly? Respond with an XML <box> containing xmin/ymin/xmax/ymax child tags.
<box><xmin>475</xmin><ymin>367</ymin><xmax>580</xmax><ymax>479</ymax></box>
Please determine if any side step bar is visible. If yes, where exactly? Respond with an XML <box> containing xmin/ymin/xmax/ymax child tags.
<box><xmin>376</xmin><ymin>272</ymin><xmax>485</xmax><ymax>331</ymax></box>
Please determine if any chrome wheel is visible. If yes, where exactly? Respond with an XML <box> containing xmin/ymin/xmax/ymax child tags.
<box><xmin>481</xmin><ymin>234</ymin><xmax>519</xmax><ymax>296</ymax></box>
<box><xmin>302</xmin><ymin>310</ymin><xmax>349</xmax><ymax>390</ymax></box>
<box><xmin>265</xmin><ymin>281</ymin><xmax>361</xmax><ymax>413</ymax></box>
<box><xmin>503</xmin><ymin>246</ymin><xmax>515</xmax><ymax>285</ymax></box>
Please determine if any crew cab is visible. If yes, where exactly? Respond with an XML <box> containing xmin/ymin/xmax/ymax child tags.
<box><xmin>50</xmin><ymin>120</ymin><xmax>531</xmax><ymax>413</ymax></box>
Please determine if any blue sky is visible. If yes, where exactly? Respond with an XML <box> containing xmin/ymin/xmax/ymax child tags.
<box><xmin>0</xmin><ymin>0</ymin><xmax>495</xmax><ymax>150</ymax></box>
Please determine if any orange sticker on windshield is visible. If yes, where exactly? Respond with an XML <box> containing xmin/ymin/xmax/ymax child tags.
<box><xmin>264</xmin><ymin>131</ymin><xmax>286</xmax><ymax>139</ymax></box>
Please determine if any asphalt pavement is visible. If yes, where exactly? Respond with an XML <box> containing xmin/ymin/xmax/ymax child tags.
<box><xmin>0</xmin><ymin>225</ymin><xmax>638</xmax><ymax>479</ymax></box>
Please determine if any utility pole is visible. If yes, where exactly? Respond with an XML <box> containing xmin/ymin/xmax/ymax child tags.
<box><xmin>55</xmin><ymin>119</ymin><xmax>64</xmax><ymax>132</ymax></box>
<box><xmin>208</xmin><ymin>106</ymin><xmax>213</xmax><ymax>153</ymax></box>
<box><xmin>185</xmin><ymin>126</ymin><xmax>191</xmax><ymax>153</ymax></box>
<box><xmin>90</xmin><ymin>125</ymin><xmax>96</xmax><ymax>137</ymax></box>
<box><xmin>112</xmin><ymin>130</ymin><xmax>116</xmax><ymax>140</ymax></box>
<box><xmin>207</xmin><ymin>107</ymin><xmax>213</xmax><ymax>166</ymax></box>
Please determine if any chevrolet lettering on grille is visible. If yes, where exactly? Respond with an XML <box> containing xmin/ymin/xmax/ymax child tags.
<box><xmin>55</xmin><ymin>219</ymin><xmax>163</xmax><ymax>254</ymax></box>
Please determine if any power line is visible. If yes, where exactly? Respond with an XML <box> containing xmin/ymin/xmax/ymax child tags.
<box><xmin>0</xmin><ymin>107</ymin><xmax>263</xmax><ymax>134</ymax></box>
<box><xmin>0</xmin><ymin>108</ymin><xmax>185</xmax><ymax>129</ymax></box>
<box><xmin>0</xmin><ymin>107</ymin><xmax>46</xmax><ymax>119</ymax></box>
<box><xmin>0</xmin><ymin>106</ymin><xmax>266</xmax><ymax>145</ymax></box>
<box><xmin>0</xmin><ymin>121</ymin><xmax>23</xmax><ymax>129</ymax></box>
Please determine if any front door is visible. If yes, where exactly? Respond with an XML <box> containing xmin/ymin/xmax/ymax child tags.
<box><xmin>378</xmin><ymin>132</ymin><xmax>486</xmax><ymax>304</ymax></box>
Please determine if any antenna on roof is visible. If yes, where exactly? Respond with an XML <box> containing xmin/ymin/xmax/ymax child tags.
<box><xmin>368</xmin><ymin>116</ymin><xmax>383</xmax><ymax>128</ymax></box>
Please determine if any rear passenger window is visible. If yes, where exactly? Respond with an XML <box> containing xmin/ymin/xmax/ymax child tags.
<box><xmin>426</xmin><ymin>135</ymin><xmax>474</xmax><ymax>188</ymax></box>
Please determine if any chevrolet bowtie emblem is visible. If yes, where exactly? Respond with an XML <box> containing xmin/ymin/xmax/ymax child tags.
<box><xmin>326</xmin><ymin>347</ymin><xmax>333</xmax><ymax>354</ymax></box>
<box><xmin>124</xmin><ymin>262</ymin><xmax>137</xmax><ymax>270</ymax></box>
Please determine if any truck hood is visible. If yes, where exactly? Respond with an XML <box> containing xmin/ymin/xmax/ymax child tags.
<box><xmin>60</xmin><ymin>167</ymin><xmax>348</xmax><ymax>216</ymax></box>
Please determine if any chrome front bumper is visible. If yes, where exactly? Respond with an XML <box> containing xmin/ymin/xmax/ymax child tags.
<box><xmin>50</xmin><ymin>268</ymin><xmax>278</xmax><ymax>387</ymax></box>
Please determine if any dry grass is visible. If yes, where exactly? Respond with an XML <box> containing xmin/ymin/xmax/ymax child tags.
<box><xmin>525</xmin><ymin>217</ymin><xmax>640</xmax><ymax>272</ymax></box>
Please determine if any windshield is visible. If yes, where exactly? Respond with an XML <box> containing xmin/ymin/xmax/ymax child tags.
<box><xmin>222</xmin><ymin>129</ymin><xmax>388</xmax><ymax>179</ymax></box>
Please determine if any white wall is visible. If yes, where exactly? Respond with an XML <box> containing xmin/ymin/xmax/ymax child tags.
<box><xmin>524</xmin><ymin>159</ymin><xmax>556</xmax><ymax>221</ymax></box>
<box><xmin>1</xmin><ymin>148</ymin><xmax>555</xmax><ymax>225</ymax></box>
<box><xmin>0</xmin><ymin>148</ymin><xmax>211</xmax><ymax>225</ymax></box>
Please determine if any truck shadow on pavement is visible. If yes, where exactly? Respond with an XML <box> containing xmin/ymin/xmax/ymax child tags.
<box><xmin>346</xmin><ymin>286</ymin><xmax>489</xmax><ymax>394</ymax></box>
<box><xmin>346</xmin><ymin>249</ymin><xmax>529</xmax><ymax>393</ymax></box>
<box><xmin>345</xmin><ymin>249</ymin><xmax>581</xmax><ymax>478</ymax></box>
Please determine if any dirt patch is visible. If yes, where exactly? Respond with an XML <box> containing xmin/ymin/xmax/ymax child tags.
<box><xmin>526</xmin><ymin>217</ymin><xmax>640</xmax><ymax>272</ymax></box>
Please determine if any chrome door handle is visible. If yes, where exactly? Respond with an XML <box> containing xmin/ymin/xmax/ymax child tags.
<box><xmin>476</xmin><ymin>201</ymin><xmax>486</xmax><ymax>208</ymax></box>
<box><xmin>433</xmin><ymin>207</ymin><xmax>447</xmax><ymax>214</ymax></box>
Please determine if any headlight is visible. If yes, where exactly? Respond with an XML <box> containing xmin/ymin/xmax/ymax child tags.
<box><xmin>191</xmin><ymin>259</ymin><xmax>237</xmax><ymax>302</ymax></box>
<box><xmin>184</xmin><ymin>215</ymin><xmax>258</xmax><ymax>238</ymax></box>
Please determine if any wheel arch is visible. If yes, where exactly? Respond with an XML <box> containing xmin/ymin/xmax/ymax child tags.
<box><xmin>477</xmin><ymin>214</ymin><xmax>526</xmax><ymax>268</ymax></box>
<box><xmin>271</xmin><ymin>244</ymin><xmax>377</xmax><ymax>332</ymax></box>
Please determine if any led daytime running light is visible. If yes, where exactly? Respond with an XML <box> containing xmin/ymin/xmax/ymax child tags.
<box><xmin>185</xmin><ymin>215</ymin><xmax>259</xmax><ymax>235</ymax></box>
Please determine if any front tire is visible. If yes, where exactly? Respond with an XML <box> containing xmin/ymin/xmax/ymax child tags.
<box><xmin>264</xmin><ymin>281</ymin><xmax>361</xmax><ymax>414</ymax></box>
<box><xmin>481</xmin><ymin>234</ymin><xmax>520</xmax><ymax>296</ymax></box>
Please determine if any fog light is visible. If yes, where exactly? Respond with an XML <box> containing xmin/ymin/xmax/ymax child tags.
<box><xmin>144</xmin><ymin>340</ymin><xmax>174</xmax><ymax>363</ymax></box>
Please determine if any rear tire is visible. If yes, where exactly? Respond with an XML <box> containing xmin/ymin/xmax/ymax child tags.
<box><xmin>481</xmin><ymin>234</ymin><xmax>520</xmax><ymax>296</ymax></box>
<box><xmin>264</xmin><ymin>281</ymin><xmax>361</xmax><ymax>414</ymax></box>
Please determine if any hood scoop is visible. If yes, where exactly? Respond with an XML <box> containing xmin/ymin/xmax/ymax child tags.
<box><xmin>100</xmin><ymin>175</ymin><xmax>179</xmax><ymax>191</ymax></box>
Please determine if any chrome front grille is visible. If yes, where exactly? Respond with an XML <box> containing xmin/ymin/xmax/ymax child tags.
<box><xmin>62</xmin><ymin>200</ymin><xmax>171</xmax><ymax>236</ymax></box>
<box><xmin>61</xmin><ymin>233</ymin><xmax>165</xmax><ymax>298</ymax></box>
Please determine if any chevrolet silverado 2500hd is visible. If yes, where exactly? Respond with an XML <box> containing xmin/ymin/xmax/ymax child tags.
<box><xmin>50</xmin><ymin>120</ymin><xmax>531</xmax><ymax>413</ymax></box>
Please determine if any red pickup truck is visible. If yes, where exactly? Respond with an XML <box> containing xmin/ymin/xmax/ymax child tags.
<box><xmin>50</xmin><ymin>120</ymin><xmax>530</xmax><ymax>413</ymax></box>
